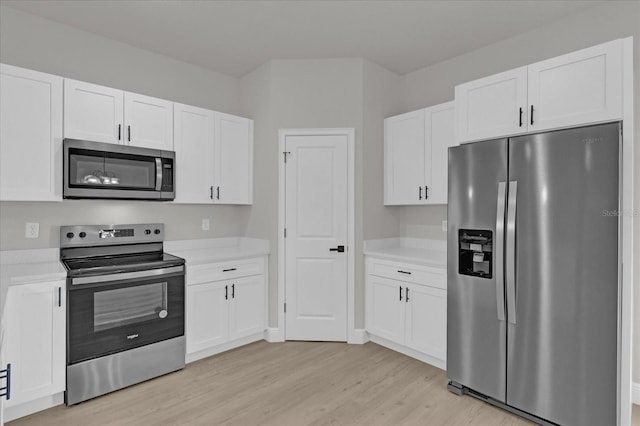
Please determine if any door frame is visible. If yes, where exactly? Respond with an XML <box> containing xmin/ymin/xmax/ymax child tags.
<box><xmin>278</xmin><ymin>128</ymin><xmax>356</xmax><ymax>342</ymax></box>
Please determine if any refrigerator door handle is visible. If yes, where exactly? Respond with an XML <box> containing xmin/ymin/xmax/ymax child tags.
<box><xmin>495</xmin><ymin>182</ymin><xmax>507</xmax><ymax>321</ymax></box>
<box><xmin>506</xmin><ymin>181</ymin><xmax>518</xmax><ymax>324</ymax></box>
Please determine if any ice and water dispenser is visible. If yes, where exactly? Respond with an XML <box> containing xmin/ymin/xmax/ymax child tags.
<box><xmin>458</xmin><ymin>229</ymin><xmax>493</xmax><ymax>278</ymax></box>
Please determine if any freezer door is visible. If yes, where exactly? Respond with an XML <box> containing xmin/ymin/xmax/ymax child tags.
<box><xmin>506</xmin><ymin>123</ymin><xmax>619</xmax><ymax>426</ymax></box>
<box><xmin>447</xmin><ymin>139</ymin><xmax>508</xmax><ymax>402</ymax></box>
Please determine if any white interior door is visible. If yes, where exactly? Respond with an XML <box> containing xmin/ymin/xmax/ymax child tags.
<box><xmin>285</xmin><ymin>133</ymin><xmax>348</xmax><ymax>341</ymax></box>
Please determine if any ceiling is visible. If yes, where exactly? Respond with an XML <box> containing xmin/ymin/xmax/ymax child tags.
<box><xmin>3</xmin><ymin>1</ymin><xmax>603</xmax><ymax>77</ymax></box>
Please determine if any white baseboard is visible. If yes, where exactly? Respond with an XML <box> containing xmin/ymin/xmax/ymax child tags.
<box><xmin>186</xmin><ymin>332</ymin><xmax>264</xmax><ymax>363</ymax></box>
<box><xmin>4</xmin><ymin>392</ymin><xmax>64</xmax><ymax>422</ymax></box>
<box><xmin>632</xmin><ymin>382</ymin><xmax>640</xmax><ymax>405</ymax></box>
<box><xmin>369</xmin><ymin>334</ymin><xmax>446</xmax><ymax>371</ymax></box>
<box><xmin>264</xmin><ymin>327</ymin><xmax>284</xmax><ymax>342</ymax></box>
<box><xmin>348</xmin><ymin>328</ymin><xmax>369</xmax><ymax>344</ymax></box>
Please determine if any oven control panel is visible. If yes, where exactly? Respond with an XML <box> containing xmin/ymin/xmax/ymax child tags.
<box><xmin>60</xmin><ymin>224</ymin><xmax>164</xmax><ymax>247</ymax></box>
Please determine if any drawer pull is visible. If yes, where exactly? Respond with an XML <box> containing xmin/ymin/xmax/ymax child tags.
<box><xmin>223</xmin><ymin>268</ymin><xmax>237</xmax><ymax>272</ymax></box>
<box><xmin>397</xmin><ymin>270</ymin><xmax>412</xmax><ymax>275</ymax></box>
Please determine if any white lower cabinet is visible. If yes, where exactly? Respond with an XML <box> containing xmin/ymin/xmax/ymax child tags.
<box><xmin>365</xmin><ymin>257</ymin><xmax>446</xmax><ymax>369</ymax></box>
<box><xmin>185</xmin><ymin>257</ymin><xmax>266</xmax><ymax>362</ymax></box>
<box><xmin>2</xmin><ymin>281</ymin><xmax>65</xmax><ymax>418</ymax></box>
<box><xmin>187</xmin><ymin>281</ymin><xmax>229</xmax><ymax>353</ymax></box>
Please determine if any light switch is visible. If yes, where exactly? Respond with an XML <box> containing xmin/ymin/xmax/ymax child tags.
<box><xmin>202</xmin><ymin>218</ymin><xmax>210</xmax><ymax>231</ymax></box>
<box><xmin>442</xmin><ymin>220</ymin><xmax>448</xmax><ymax>232</ymax></box>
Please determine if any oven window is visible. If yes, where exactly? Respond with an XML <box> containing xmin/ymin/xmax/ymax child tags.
<box><xmin>94</xmin><ymin>282</ymin><xmax>167</xmax><ymax>332</ymax></box>
<box><xmin>68</xmin><ymin>148</ymin><xmax>157</xmax><ymax>190</ymax></box>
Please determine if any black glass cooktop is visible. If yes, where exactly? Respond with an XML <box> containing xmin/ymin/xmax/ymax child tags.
<box><xmin>63</xmin><ymin>251</ymin><xmax>184</xmax><ymax>277</ymax></box>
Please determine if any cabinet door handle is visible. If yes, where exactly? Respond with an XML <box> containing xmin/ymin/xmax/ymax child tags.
<box><xmin>225</xmin><ymin>285</ymin><xmax>228</xmax><ymax>300</ymax></box>
<box><xmin>419</xmin><ymin>186</ymin><xmax>422</xmax><ymax>200</ymax></box>
<box><xmin>118</xmin><ymin>124</ymin><xmax>122</xmax><ymax>141</ymax></box>
<box><xmin>0</xmin><ymin>363</ymin><xmax>11</xmax><ymax>401</ymax></box>
<box><xmin>58</xmin><ymin>287</ymin><xmax>62</xmax><ymax>307</ymax></box>
<box><xmin>232</xmin><ymin>284</ymin><xmax>235</xmax><ymax>299</ymax></box>
<box><xmin>519</xmin><ymin>107</ymin><xmax>523</xmax><ymax>127</ymax></box>
<box><xmin>127</xmin><ymin>125</ymin><xmax>131</xmax><ymax>142</ymax></box>
<box><xmin>399</xmin><ymin>286</ymin><xmax>403</xmax><ymax>301</ymax></box>
<box><xmin>406</xmin><ymin>287</ymin><xmax>410</xmax><ymax>303</ymax></box>
<box><xmin>530</xmin><ymin>105</ymin><xmax>534</xmax><ymax>126</ymax></box>
<box><xmin>216</xmin><ymin>186</ymin><xmax>220</xmax><ymax>200</ymax></box>
<box><xmin>425</xmin><ymin>185</ymin><xmax>429</xmax><ymax>200</ymax></box>
<box><xmin>210</xmin><ymin>186</ymin><xmax>213</xmax><ymax>199</ymax></box>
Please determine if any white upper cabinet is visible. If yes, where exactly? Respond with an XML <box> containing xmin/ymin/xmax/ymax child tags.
<box><xmin>384</xmin><ymin>109</ymin><xmax>425</xmax><ymax>205</ymax></box>
<box><xmin>527</xmin><ymin>39</ymin><xmax>622</xmax><ymax>132</ymax></box>
<box><xmin>64</xmin><ymin>79</ymin><xmax>124</xmax><ymax>144</ymax></box>
<box><xmin>384</xmin><ymin>102</ymin><xmax>455</xmax><ymax>205</ymax></box>
<box><xmin>213</xmin><ymin>112</ymin><xmax>253</xmax><ymax>205</ymax></box>
<box><xmin>455</xmin><ymin>67</ymin><xmax>528</xmax><ymax>144</ymax></box>
<box><xmin>0</xmin><ymin>64</ymin><xmax>63</xmax><ymax>201</ymax></box>
<box><xmin>173</xmin><ymin>108</ymin><xmax>253</xmax><ymax>205</ymax></box>
<box><xmin>64</xmin><ymin>79</ymin><xmax>174</xmax><ymax>149</ymax></box>
<box><xmin>173</xmin><ymin>103</ymin><xmax>215</xmax><ymax>203</ymax></box>
<box><xmin>424</xmin><ymin>102</ymin><xmax>455</xmax><ymax>204</ymax></box>
<box><xmin>455</xmin><ymin>39</ymin><xmax>623</xmax><ymax>143</ymax></box>
<box><xmin>124</xmin><ymin>92</ymin><xmax>174</xmax><ymax>150</ymax></box>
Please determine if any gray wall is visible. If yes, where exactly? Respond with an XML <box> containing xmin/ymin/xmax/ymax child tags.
<box><xmin>242</xmin><ymin>58</ymin><xmax>370</xmax><ymax>328</ymax></box>
<box><xmin>398</xmin><ymin>1</ymin><xmax>640</xmax><ymax>383</ymax></box>
<box><xmin>0</xmin><ymin>6</ymin><xmax>249</xmax><ymax>250</ymax></box>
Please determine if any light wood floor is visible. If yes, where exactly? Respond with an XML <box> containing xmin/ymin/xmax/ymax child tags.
<box><xmin>9</xmin><ymin>341</ymin><xmax>638</xmax><ymax>426</ymax></box>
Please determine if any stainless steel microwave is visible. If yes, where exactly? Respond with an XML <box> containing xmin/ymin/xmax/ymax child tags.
<box><xmin>63</xmin><ymin>139</ymin><xmax>175</xmax><ymax>201</ymax></box>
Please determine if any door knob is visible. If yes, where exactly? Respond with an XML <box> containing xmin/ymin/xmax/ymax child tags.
<box><xmin>329</xmin><ymin>245</ymin><xmax>345</xmax><ymax>253</ymax></box>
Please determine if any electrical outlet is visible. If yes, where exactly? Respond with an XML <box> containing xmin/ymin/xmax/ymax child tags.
<box><xmin>442</xmin><ymin>220</ymin><xmax>448</xmax><ymax>232</ymax></box>
<box><xmin>201</xmin><ymin>218</ymin><xmax>210</xmax><ymax>231</ymax></box>
<box><xmin>25</xmin><ymin>222</ymin><xmax>39</xmax><ymax>238</ymax></box>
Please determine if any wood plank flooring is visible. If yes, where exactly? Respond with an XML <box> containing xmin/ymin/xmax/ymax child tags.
<box><xmin>9</xmin><ymin>341</ymin><xmax>635</xmax><ymax>426</ymax></box>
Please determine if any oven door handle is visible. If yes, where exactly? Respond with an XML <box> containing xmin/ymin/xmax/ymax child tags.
<box><xmin>71</xmin><ymin>266</ymin><xmax>184</xmax><ymax>286</ymax></box>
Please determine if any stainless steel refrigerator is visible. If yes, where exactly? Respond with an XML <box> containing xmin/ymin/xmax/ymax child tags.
<box><xmin>447</xmin><ymin>122</ymin><xmax>620</xmax><ymax>426</ymax></box>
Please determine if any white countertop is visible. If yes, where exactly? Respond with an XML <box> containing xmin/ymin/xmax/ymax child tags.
<box><xmin>0</xmin><ymin>238</ymin><xmax>269</xmax><ymax>321</ymax></box>
<box><xmin>164</xmin><ymin>237</ymin><xmax>270</xmax><ymax>265</ymax></box>
<box><xmin>364</xmin><ymin>238</ymin><xmax>447</xmax><ymax>269</ymax></box>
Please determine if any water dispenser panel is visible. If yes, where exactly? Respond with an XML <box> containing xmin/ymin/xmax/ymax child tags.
<box><xmin>458</xmin><ymin>229</ymin><xmax>493</xmax><ymax>279</ymax></box>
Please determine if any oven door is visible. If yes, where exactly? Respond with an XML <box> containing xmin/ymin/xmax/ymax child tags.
<box><xmin>67</xmin><ymin>266</ymin><xmax>184</xmax><ymax>364</ymax></box>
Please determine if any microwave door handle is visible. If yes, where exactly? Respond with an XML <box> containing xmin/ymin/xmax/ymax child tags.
<box><xmin>155</xmin><ymin>158</ymin><xmax>162</xmax><ymax>191</ymax></box>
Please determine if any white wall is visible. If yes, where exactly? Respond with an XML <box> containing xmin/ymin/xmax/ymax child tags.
<box><xmin>398</xmin><ymin>1</ymin><xmax>640</xmax><ymax>384</ymax></box>
<box><xmin>0</xmin><ymin>6</ymin><xmax>248</xmax><ymax>250</ymax></box>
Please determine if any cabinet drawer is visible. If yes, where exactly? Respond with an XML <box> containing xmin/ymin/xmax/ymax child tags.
<box><xmin>187</xmin><ymin>257</ymin><xmax>265</xmax><ymax>285</ymax></box>
<box><xmin>367</xmin><ymin>257</ymin><xmax>446</xmax><ymax>290</ymax></box>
